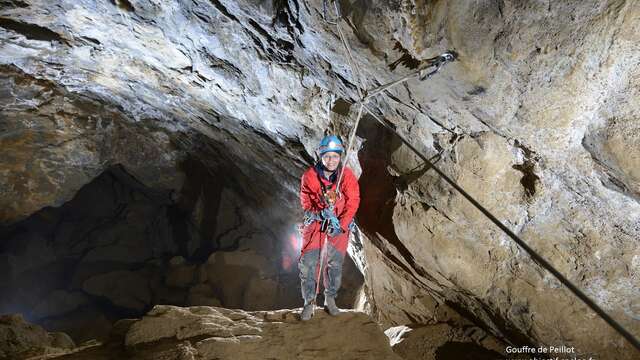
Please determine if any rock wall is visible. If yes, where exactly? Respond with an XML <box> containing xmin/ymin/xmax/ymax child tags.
<box><xmin>346</xmin><ymin>1</ymin><xmax>640</xmax><ymax>358</ymax></box>
<box><xmin>0</xmin><ymin>314</ymin><xmax>75</xmax><ymax>360</ymax></box>
<box><xmin>1</xmin><ymin>164</ymin><xmax>363</xmax><ymax>342</ymax></box>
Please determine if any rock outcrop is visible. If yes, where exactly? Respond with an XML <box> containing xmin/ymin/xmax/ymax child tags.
<box><xmin>54</xmin><ymin>305</ymin><xmax>403</xmax><ymax>360</ymax></box>
<box><xmin>386</xmin><ymin>322</ymin><xmax>505</xmax><ymax>360</ymax></box>
<box><xmin>0</xmin><ymin>314</ymin><xmax>75</xmax><ymax>360</ymax></box>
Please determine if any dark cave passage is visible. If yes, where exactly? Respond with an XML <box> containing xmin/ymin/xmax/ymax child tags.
<box><xmin>0</xmin><ymin>162</ymin><xmax>363</xmax><ymax>342</ymax></box>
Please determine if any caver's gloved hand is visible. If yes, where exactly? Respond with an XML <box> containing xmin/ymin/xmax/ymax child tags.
<box><xmin>303</xmin><ymin>210</ymin><xmax>323</xmax><ymax>226</ymax></box>
<box><xmin>321</xmin><ymin>207</ymin><xmax>342</xmax><ymax>237</ymax></box>
<box><xmin>328</xmin><ymin>222</ymin><xmax>343</xmax><ymax>237</ymax></box>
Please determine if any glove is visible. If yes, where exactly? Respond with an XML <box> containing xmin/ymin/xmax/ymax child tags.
<box><xmin>321</xmin><ymin>207</ymin><xmax>342</xmax><ymax>237</ymax></box>
<box><xmin>328</xmin><ymin>223</ymin><xmax>343</xmax><ymax>237</ymax></box>
<box><xmin>303</xmin><ymin>210</ymin><xmax>323</xmax><ymax>226</ymax></box>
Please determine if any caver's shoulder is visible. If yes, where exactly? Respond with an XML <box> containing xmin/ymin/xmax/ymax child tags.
<box><xmin>302</xmin><ymin>166</ymin><xmax>317</xmax><ymax>181</ymax></box>
<box><xmin>341</xmin><ymin>166</ymin><xmax>357</xmax><ymax>181</ymax></box>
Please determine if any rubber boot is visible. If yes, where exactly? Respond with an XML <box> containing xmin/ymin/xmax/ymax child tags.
<box><xmin>300</xmin><ymin>303</ymin><xmax>314</xmax><ymax>321</ymax></box>
<box><xmin>324</xmin><ymin>296</ymin><xmax>340</xmax><ymax>316</ymax></box>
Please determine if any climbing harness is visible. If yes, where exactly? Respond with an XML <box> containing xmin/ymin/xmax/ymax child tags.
<box><xmin>303</xmin><ymin>210</ymin><xmax>322</xmax><ymax>226</ymax></box>
<box><xmin>317</xmin><ymin>171</ymin><xmax>339</xmax><ymax>234</ymax></box>
<box><xmin>318</xmin><ymin>0</ymin><xmax>640</xmax><ymax>352</ymax></box>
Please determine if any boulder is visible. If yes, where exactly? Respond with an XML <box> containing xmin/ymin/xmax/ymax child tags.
<box><xmin>0</xmin><ymin>314</ymin><xmax>75</xmax><ymax>359</ymax></box>
<box><xmin>165</xmin><ymin>261</ymin><xmax>196</xmax><ymax>288</ymax></box>
<box><xmin>385</xmin><ymin>323</ymin><xmax>505</xmax><ymax>360</ymax></box>
<box><xmin>121</xmin><ymin>305</ymin><xmax>404</xmax><ymax>360</ymax></box>
<box><xmin>82</xmin><ymin>270</ymin><xmax>151</xmax><ymax>312</ymax></box>
<box><xmin>205</xmin><ymin>249</ymin><xmax>277</xmax><ymax>309</ymax></box>
<box><xmin>186</xmin><ymin>284</ymin><xmax>222</xmax><ymax>307</ymax></box>
<box><xmin>242</xmin><ymin>276</ymin><xmax>278</xmax><ymax>311</ymax></box>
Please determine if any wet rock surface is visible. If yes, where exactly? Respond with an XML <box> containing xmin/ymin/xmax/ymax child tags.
<box><xmin>1</xmin><ymin>0</ymin><xmax>639</xmax><ymax>358</ymax></box>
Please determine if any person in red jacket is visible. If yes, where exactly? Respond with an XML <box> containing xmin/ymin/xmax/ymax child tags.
<box><xmin>298</xmin><ymin>135</ymin><xmax>360</xmax><ymax>321</ymax></box>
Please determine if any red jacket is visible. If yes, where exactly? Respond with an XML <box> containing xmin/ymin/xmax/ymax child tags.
<box><xmin>300</xmin><ymin>165</ymin><xmax>360</xmax><ymax>232</ymax></box>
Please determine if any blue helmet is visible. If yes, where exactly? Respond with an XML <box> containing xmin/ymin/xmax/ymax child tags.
<box><xmin>318</xmin><ymin>135</ymin><xmax>344</xmax><ymax>155</ymax></box>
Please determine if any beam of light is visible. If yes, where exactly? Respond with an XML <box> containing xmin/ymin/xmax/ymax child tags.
<box><xmin>280</xmin><ymin>223</ymin><xmax>303</xmax><ymax>272</ymax></box>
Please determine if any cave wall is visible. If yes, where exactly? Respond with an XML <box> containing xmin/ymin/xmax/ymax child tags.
<box><xmin>353</xmin><ymin>3</ymin><xmax>640</xmax><ymax>358</ymax></box>
<box><xmin>0</xmin><ymin>163</ymin><xmax>364</xmax><ymax>342</ymax></box>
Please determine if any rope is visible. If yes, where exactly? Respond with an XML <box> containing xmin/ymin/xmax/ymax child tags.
<box><xmin>335</xmin><ymin>101</ymin><xmax>364</xmax><ymax>195</ymax></box>
<box><xmin>320</xmin><ymin>0</ymin><xmax>640</xmax><ymax>352</ymax></box>
<box><xmin>363</xmin><ymin>53</ymin><xmax>455</xmax><ymax>101</ymax></box>
<box><xmin>313</xmin><ymin>232</ymin><xmax>328</xmax><ymax>303</ymax></box>
<box><xmin>364</xmin><ymin>104</ymin><xmax>640</xmax><ymax>349</ymax></box>
<box><xmin>333</xmin><ymin>1</ymin><xmax>365</xmax><ymax>99</ymax></box>
<box><xmin>329</xmin><ymin>0</ymin><xmax>454</xmax><ymax>195</ymax></box>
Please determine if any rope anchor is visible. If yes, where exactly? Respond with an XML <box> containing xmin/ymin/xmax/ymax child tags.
<box><xmin>362</xmin><ymin>51</ymin><xmax>457</xmax><ymax>102</ymax></box>
<box><xmin>419</xmin><ymin>51</ymin><xmax>457</xmax><ymax>80</ymax></box>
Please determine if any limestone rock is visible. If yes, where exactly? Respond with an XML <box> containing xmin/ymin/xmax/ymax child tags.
<box><xmin>335</xmin><ymin>248</ymin><xmax>365</xmax><ymax>309</ymax></box>
<box><xmin>82</xmin><ymin>270</ymin><xmax>151</xmax><ymax>312</ymax></box>
<box><xmin>165</xmin><ymin>262</ymin><xmax>196</xmax><ymax>288</ymax></box>
<box><xmin>0</xmin><ymin>314</ymin><xmax>75</xmax><ymax>359</ymax></box>
<box><xmin>39</xmin><ymin>305</ymin><xmax>113</xmax><ymax>344</ymax></box>
<box><xmin>0</xmin><ymin>66</ymin><xmax>185</xmax><ymax>225</ymax></box>
<box><xmin>242</xmin><ymin>276</ymin><xmax>278</xmax><ymax>311</ymax></box>
<box><xmin>49</xmin><ymin>332</ymin><xmax>76</xmax><ymax>351</ymax></box>
<box><xmin>385</xmin><ymin>323</ymin><xmax>505</xmax><ymax>360</ymax></box>
<box><xmin>109</xmin><ymin>319</ymin><xmax>138</xmax><ymax>341</ymax></box>
<box><xmin>205</xmin><ymin>249</ymin><xmax>278</xmax><ymax>309</ymax></box>
<box><xmin>186</xmin><ymin>284</ymin><xmax>222</xmax><ymax>307</ymax></box>
<box><xmin>119</xmin><ymin>305</ymin><xmax>403</xmax><ymax>360</ymax></box>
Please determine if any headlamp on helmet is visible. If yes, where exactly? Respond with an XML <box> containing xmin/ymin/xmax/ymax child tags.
<box><xmin>318</xmin><ymin>135</ymin><xmax>344</xmax><ymax>155</ymax></box>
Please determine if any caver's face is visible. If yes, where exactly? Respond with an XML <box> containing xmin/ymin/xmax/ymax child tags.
<box><xmin>321</xmin><ymin>152</ymin><xmax>341</xmax><ymax>171</ymax></box>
